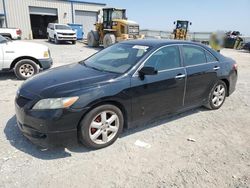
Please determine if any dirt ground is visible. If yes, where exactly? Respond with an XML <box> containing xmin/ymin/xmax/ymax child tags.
<box><xmin>0</xmin><ymin>40</ymin><xmax>249</xmax><ymax>188</ymax></box>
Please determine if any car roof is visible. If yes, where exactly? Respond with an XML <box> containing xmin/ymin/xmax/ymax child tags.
<box><xmin>121</xmin><ymin>39</ymin><xmax>205</xmax><ymax>48</ymax></box>
<box><xmin>121</xmin><ymin>39</ymin><xmax>225</xmax><ymax>61</ymax></box>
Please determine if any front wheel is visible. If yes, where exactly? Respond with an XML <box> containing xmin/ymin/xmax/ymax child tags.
<box><xmin>103</xmin><ymin>33</ymin><xmax>116</xmax><ymax>48</ymax></box>
<box><xmin>79</xmin><ymin>104</ymin><xmax>124</xmax><ymax>149</ymax></box>
<box><xmin>54</xmin><ymin>36</ymin><xmax>59</xmax><ymax>44</ymax></box>
<box><xmin>14</xmin><ymin>59</ymin><xmax>39</xmax><ymax>80</ymax></box>
<box><xmin>204</xmin><ymin>80</ymin><xmax>227</xmax><ymax>110</ymax></box>
<box><xmin>47</xmin><ymin>33</ymin><xmax>51</xmax><ymax>42</ymax></box>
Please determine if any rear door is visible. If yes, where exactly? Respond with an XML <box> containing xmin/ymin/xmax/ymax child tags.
<box><xmin>130</xmin><ymin>45</ymin><xmax>186</xmax><ymax>123</ymax></box>
<box><xmin>182</xmin><ymin>45</ymin><xmax>220</xmax><ymax>107</ymax></box>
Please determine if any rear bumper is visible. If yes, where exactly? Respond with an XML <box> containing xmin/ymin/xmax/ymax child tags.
<box><xmin>228</xmin><ymin>70</ymin><xmax>238</xmax><ymax>95</ymax></box>
<box><xmin>38</xmin><ymin>58</ymin><xmax>53</xmax><ymax>70</ymax></box>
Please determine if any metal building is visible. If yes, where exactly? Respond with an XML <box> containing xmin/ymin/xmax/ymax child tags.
<box><xmin>0</xmin><ymin>0</ymin><xmax>105</xmax><ymax>39</ymax></box>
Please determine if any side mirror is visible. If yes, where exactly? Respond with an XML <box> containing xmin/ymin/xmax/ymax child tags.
<box><xmin>190</xmin><ymin>22</ymin><xmax>192</xmax><ymax>25</ymax></box>
<box><xmin>173</xmin><ymin>21</ymin><xmax>176</xmax><ymax>25</ymax></box>
<box><xmin>138</xmin><ymin>66</ymin><xmax>157</xmax><ymax>80</ymax></box>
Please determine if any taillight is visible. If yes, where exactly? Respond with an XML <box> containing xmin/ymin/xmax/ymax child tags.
<box><xmin>233</xmin><ymin>63</ymin><xmax>238</xmax><ymax>71</ymax></box>
<box><xmin>16</xmin><ymin>29</ymin><xmax>22</xmax><ymax>35</ymax></box>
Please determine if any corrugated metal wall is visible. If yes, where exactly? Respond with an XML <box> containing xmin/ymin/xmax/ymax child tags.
<box><xmin>4</xmin><ymin>0</ymin><xmax>104</xmax><ymax>39</ymax></box>
<box><xmin>0</xmin><ymin>0</ymin><xmax>4</xmax><ymax>13</ymax></box>
<box><xmin>75</xmin><ymin>10</ymin><xmax>97</xmax><ymax>36</ymax></box>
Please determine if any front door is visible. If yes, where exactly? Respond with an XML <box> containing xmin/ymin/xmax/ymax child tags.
<box><xmin>130</xmin><ymin>45</ymin><xmax>186</xmax><ymax>125</ymax></box>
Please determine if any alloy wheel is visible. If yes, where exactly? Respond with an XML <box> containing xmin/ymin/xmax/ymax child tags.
<box><xmin>212</xmin><ymin>84</ymin><xmax>226</xmax><ymax>107</ymax></box>
<box><xmin>89</xmin><ymin>110</ymin><xmax>119</xmax><ymax>145</ymax></box>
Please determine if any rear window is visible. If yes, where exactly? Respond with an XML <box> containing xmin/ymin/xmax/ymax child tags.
<box><xmin>183</xmin><ymin>45</ymin><xmax>207</xmax><ymax>66</ymax></box>
<box><xmin>205</xmin><ymin>51</ymin><xmax>218</xmax><ymax>62</ymax></box>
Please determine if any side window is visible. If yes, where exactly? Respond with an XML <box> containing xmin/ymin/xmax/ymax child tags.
<box><xmin>183</xmin><ymin>46</ymin><xmax>206</xmax><ymax>66</ymax></box>
<box><xmin>205</xmin><ymin>51</ymin><xmax>218</xmax><ymax>62</ymax></box>
<box><xmin>144</xmin><ymin>46</ymin><xmax>181</xmax><ymax>71</ymax></box>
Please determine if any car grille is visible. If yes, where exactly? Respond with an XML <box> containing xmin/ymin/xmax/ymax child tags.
<box><xmin>62</xmin><ymin>33</ymin><xmax>75</xmax><ymax>36</ymax></box>
<box><xmin>128</xmin><ymin>25</ymin><xmax>139</xmax><ymax>35</ymax></box>
<box><xmin>16</xmin><ymin>95</ymin><xmax>31</xmax><ymax>108</ymax></box>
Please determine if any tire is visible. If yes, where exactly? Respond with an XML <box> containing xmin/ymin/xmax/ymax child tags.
<box><xmin>87</xmin><ymin>31</ymin><xmax>99</xmax><ymax>47</ymax></box>
<box><xmin>54</xmin><ymin>36</ymin><xmax>59</xmax><ymax>44</ymax></box>
<box><xmin>47</xmin><ymin>34</ymin><xmax>51</xmax><ymax>42</ymax></box>
<box><xmin>103</xmin><ymin>33</ymin><xmax>116</xmax><ymax>48</ymax></box>
<box><xmin>79</xmin><ymin>104</ymin><xmax>124</xmax><ymax>149</ymax></box>
<box><xmin>72</xmin><ymin>40</ymin><xmax>76</xmax><ymax>45</ymax></box>
<box><xmin>204</xmin><ymin>80</ymin><xmax>227</xmax><ymax>110</ymax></box>
<box><xmin>14</xmin><ymin>59</ymin><xmax>39</xmax><ymax>80</ymax></box>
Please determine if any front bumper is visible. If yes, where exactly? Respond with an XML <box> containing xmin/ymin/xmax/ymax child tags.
<box><xmin>38</xmin><ymin>58</ymin><xmax>53</xmax><ymax>70</ymax></box>
<box><xmin>57</xmin><ymin>35</ymin><xmax>77</xmax><ymax>41</ymax></box>
<box><xmin>17</xmin><ymin>121</ymin><xmax>77</xmax><ymax>148</ymax></box>
<box><xmin>15</xmin><ymin>92</ymin><xmax>86</xmax><ymax>147</ymax></box>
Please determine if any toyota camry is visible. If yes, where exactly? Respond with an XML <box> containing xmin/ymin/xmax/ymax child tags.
<box><xmin>15</xmin><ymin>40</ymin><xmax>238</xmax><ymax>149</ymax></box>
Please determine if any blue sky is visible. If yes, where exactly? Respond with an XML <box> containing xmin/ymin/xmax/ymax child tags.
<box><xmin>81</xmin><ymin>0</ymin><xmax>250</xmax><ymax>35</ymax></box>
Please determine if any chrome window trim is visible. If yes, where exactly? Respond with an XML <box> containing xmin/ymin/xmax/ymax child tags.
<box><xmin>132</xmin><ymin>44</ymin><xmax>182</xmax><ymax>77</ymax></box>
<box><xmin>184</xmin><ymin>61</ymin><xmax>218</xmax><ymax>68</ymax></box>
<box><xmin>132</xmin><ymin>43</ymin><xmax>219</xmax><ymax>77</ymax></box>
<box><xmin>181</xmin><ymin>44</ymin><xmax>219</xmax><ymax>66</ymax></box>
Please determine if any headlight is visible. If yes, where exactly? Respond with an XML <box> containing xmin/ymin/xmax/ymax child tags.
<box><xmin>43</xmin><ymin>51</ymin><xmax>49</xmax><ymax>58</ymax></box>
<box><xmin>32</xmin><ymin>97</ymin><xmax>79</xmax><ymax>110</ymax></box>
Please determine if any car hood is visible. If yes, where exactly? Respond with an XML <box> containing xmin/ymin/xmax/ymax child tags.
<box><xmin>56</xmin><ymin>29</ymin><xmax>76</xmax><ymax>34</ymax></box>
<box><xmin>20</xmin><ymin>63</ymin><xmax>119</xmax><ymax>98</ymax></box>
<box><xmin>7</xmin><ymin>40</ymin><xmax>48</xmax><ymax>51</ymax></box>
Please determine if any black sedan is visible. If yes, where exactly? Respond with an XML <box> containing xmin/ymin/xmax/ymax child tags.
<box><xmin>15</xmin><ymin>40</ymin><xmax>238</xmax><ymax>149</ymax></box>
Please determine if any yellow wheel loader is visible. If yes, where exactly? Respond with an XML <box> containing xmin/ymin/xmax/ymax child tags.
<box><xmin>87</xmin><ymin>8</ymin><xmax>144</xmax><ymax>48</ymax></box>
<box><xmin>173</xmin><ymin>20</ymin><xmax>192</xmax><ymax>40</ymax></box>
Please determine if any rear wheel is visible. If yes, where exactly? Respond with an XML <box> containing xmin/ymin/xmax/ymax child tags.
<box><xmin>87</xmin><ymin>31</ymin><xmax>99</xmax><ymax>47</ymax></box>
<box><xmin>103</xmin><ymin>33</ymin><xmax>116</xmax><ymax>48</ymax></box>
<box><xmin>14</xmin><ymin>59</ymin><xmax>39</xmax><ymax>80</ymax></box>
<box><xmin>79</xmin><ymin>104</ymin><xmax>124</xmax><ymax>149</ymax></box>
<box><xmin>72</xmin><ymin>40</ymin><xmax>76</xmax><ymax>45</ymax></box>
<box><xmin>204</xmin><ymin>80</ymin><xmax>227</xmax><ymax>110</ymax></box>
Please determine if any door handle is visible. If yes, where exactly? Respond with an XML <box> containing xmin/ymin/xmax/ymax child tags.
<box><xmin>213</xmin><ymin>66</ymin><xmax>220</xmax><ymax>71</ymax></box>
<box><xmin>175</xmin><ymin>74</ymin><xmax>186</xmax><ymax>79</ymax></box>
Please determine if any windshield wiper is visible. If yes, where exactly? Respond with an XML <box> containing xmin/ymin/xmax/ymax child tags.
<box><xmin>82</xmin><ymin>62</ymin><xmax>105</xmax><ymax>72</ymax></box>
<box><xmin>81</xmin><ymin>61</ymin><xmax>120</xmax><ymax>74</ymax></box>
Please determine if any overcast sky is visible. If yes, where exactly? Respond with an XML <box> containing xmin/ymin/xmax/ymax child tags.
<box><xmin>79</xmin><ymin>0</ymin><xmax>250</xmax><ymax>35</ymax></box>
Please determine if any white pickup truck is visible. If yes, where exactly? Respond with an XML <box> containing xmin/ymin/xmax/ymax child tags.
<box><xmin>0</xmin><ymin>35</ymin><xmax>52</xmax><ymax>80</ymax></box>
<box><xmin>0</xmin><ymin>28</ymin><xmax>22</xmax><ymax>40</ymax></box>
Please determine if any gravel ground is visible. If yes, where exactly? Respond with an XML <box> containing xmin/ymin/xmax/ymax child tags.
<box><xmin>0</xmin><ymin>40</ymin><xmax>249</xmax><ymax>188</ymax></box>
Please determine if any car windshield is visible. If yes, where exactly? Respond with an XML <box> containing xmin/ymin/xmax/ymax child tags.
<box><xmin>0</xmin><ymin>35</ymin><xmax>8</xmax><ymax>43</ymax></box>
<box><xmin>55</xmin><ymin>25</ymin><xmax>71</xmax><ymax>30</ymax></box>
<box><xmin>83</xmin><ymin>43</ymin><xmax>151</xmax><ymax>74</ymax></box>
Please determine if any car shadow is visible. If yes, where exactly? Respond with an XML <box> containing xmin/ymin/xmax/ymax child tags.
<box><xmin>4</xmin><ymin>116</ymin><xmax>91</xmax><ymax>160</ymax></box>
<box><xmin>0</xmin><ymin>71</ymin><xmax>18</xmax><ymax>81</ymax></box>
<box><xmin>121</xmin><ymin>107</ymin><xmax>206</xmax><ymax>137</ymax></box>
<box><xmin>4</xmin><ymin>107</ymin><xmax>207</xmax><ymax>160</ymax></box>
<box><xmin>44</xmin><ymin>40</ymin><xmax>75</xmax><ymax>45</ymax></box>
